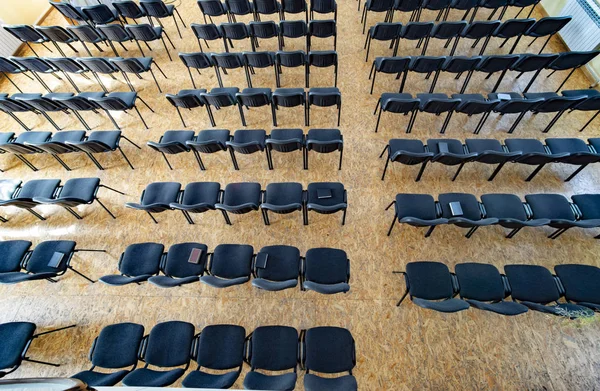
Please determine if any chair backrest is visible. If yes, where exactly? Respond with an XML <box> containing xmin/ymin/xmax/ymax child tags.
<box><xmin>308</xmin><ymin>20</ymin><xmax>336</xmax><ymax>38</ymax></box>
<box><xmin>227</xmin><ymin>0</ymin><xmax>254</xmax><ymax>14</ymax></box>
<box><xmin>382</xmin><ymin>95</ymin><xmax>420</xmax><ymax>113</ymax></box>
<box><xmin>109</xmin><ymin>57</ymin><xmax>149</xmax><ymax>73</ymax></box>
<box><xmin>430</xmin><ymin>21</ymin><xmax>468</xmax><ymax>39</ymax></box>
<box><xmin>243</xmin><ymin>51</ymin><xmax>275</xmax><ymax>68</ymax></box>
<box><xmin>77</xmin><ymin>57</ymin><xmax>117</xmax><ymax>74</ymax></box>
<box><xmin>461</xmin><ymin>20</ymin><xmax>502</xmax><ymax>39</ymax></box>
<box><xmin>527</xmin><ymin>16</ymin><xmax>572</xmax><ymax>37</ymax></box>
<box><xmin>0</xmin><ymin>240</ymin><xmax>31</xmax><ymax>273</ymax></box>
<box><xmin>455</xmin><ymin>263</ymin><xmax>505</xmax><ymax>302</ymax></box>
<box><xmin>66</xmin><ymin>25</ymin><xmax>104</xmax><ymax>43</ymax></box>
<box><xmin>280</xmin><ymin>20</ymin><xmax>308</xmax><ymax>38</ymax></box>
<box><xmin>548</xmin><ymin>51</ymin><xmax>600</xmax><ymax>71</ymax></box>
<box><xmin>310</xmin><ymin>0</ymin><xmax>336</xmax><ymax>13</ymax></box>
<box><xmin>26</xmin><ymin>240</ymin><xmax>75</xmax><ymax>274</ymax></box>
<box><xmin>91</xmin><ymin>323</ymin><xmax>145</xmax><ymax>369</ymax></box>
<box><xmin>197</xmin><ymin>0</ymin><xmax>228</xmax><ymax>15</ymax></box>
<box><xmin>410</xmin><ymin>56</ymin><xmax>446</xmax><ymax>73</ymax></box>
<box><xmin>442</xmin><ymin>56</ymin><xmax>481</xmax><ymax>73</ymax></box>
<box><xmin>51</xmin><ymin>95</ymin><xmax>98</xmax><ymax>112</ymax></box>
<box><xmin>438</xmin><ymin>192</ymin><xmax>481</xmax><ymax>220</ymax></box>
<box><xmin>304</xmin><ymin>327</ymin><xmax>355</xmax><ymax>374</ymax></box>
<box><xmin>4</xmin><ymin>25</ymin><xmax>45</xmax><ymax>43</ymax></box>
<box><xmin>97</xmin><ymin>24</ymin><xmax>132</xmax><ymax>41</ymax></box>
<box><xmin>237</xmin><ymin>90</ymin><xmax>272</xmax><ymax>107</ymax></box>
<box><xmin>479</xmin><ymin>0</ymin><xmax>508</xmax><ymax>7</ymax></box>
<box><xmin>125</xmin><ymin>24</ymin><xmax>160</xmax><ymax>41</ymax></box>
<box><xmin>534</xmin><ymin>95</ymin><xmax>586</xmax><ymax>113</ymax></box>
<box><xmin>395</xmin><ymin>0</ymin><xmax>422</xmax><ymax>11</ymax></box>
<box><xmin>511</xmin><ymin>53</ymin><xmax>558</xmax><ymax>72</ymax></box>
<box><xmin>249</xmin><ymin>21</ymin><xmax>279</xmax><ymax>38</ymax></box>
<box><xmin>195</xmin><ymin>325</ymin><xmax>246</xmax><ymax>370</ymax></box>
<box><xmin>179</xmin><ymin>52</ymin><xmax>214</xmax><ymax>69</ymax></box>
<box><xmin>248</xmin><ymin>326</ymin><xmax>298</xmax><ymax>371</ymax></box>
<box><xmin>306</xmin><ymin>128</ymin><xmax>341</xmax><ymax>152</ymax></box>
<box><xmin>191</xmin><ymin>23</ymin><xmax>222</xmax><ymax>40</ymax></box>
<box><xmin>401</xmin><ymin>22</ymin><xmax>434</xmax><ymax>40</ymax></box>
<box><xmin>114</xmin><ymin>1</ymin><xmax>146</xmax><ymax>19</ymax></box>
<box><xmin>450</xmin><ymin>0</ymin><xmax>478</xmax><ymax>9</ymax></box>
<box><xmin>139</xmin><ymin>0</ymin><xmax>171</xmax><ymax>17</ymax></box>
<box><xmin>254</xmin><ymin>0</ymin><xmax>280</xmax><ymax>14</ymax></box>
<box><xmin>202</xmin><ymin>91</ymin><xmax>237</xmax><ymax>108</ymax></box>
<box><xmin>11</xmin><ymin>57</ymin><xmax>55</xmax><ymax>73</ymax></box>
<box><xmin>81</xmin><ymin>4</ymin><xmax>117</xmax><ymax>23</ymax></box>
<box><xmin>366</xmin><ymin>0</ymin><xmax>394</xmax><ymax>12</ymax></box>
<box><xmin>220</xmin><ymin>23</ymin><xmax>250</xmax><ymax>39</ymax></box>
<box><xmin>50</xmin><ymin>1</ymin><xmax>88</xmax><ymax>21</ymax></box>
<box><xmin>164</xmin><ymin>242</ymin><xmax>208</xmax><ymax>278</ymax></box>
<box><xmin>166</xmin><ymin>92</ymin><xmax>205</xmax><ymax>109</ymax></box>
<box><xmin>309</xmin><ymin>88</ymin><xmax>341</xmax><ymax>106</ymax></box>
<box><xmin>494</xmin><ymin>18</ymin><xmax>535</xmax><ymax>38</ymax></box>
<box><xmin>504</xmin><ymin>264</ymin><xmax>560</xmax><ymax>303</ymax></box>
<box><xmin>376</xmin><ymin>57</ymin><xmax>410</xmax><ymax>73</ymax></box>
<box><xmin>212</xmin><ymin>53</ymin><xmax>245</xmax><ymax>68</ymax></box>
<box><xmin>419</xmin><ymin>95</ymin><xmax>460</xmax><ymax>113</ymax></box>
<box><xmin>0</xmin><ymin>57</ymin><xmax>23</xmax><ymax>73</ymax></box>
<box><xmin>276</xmin><ymin>50</ymin><xmax>306</xmax><ymax>66</ymax></box>
<box><xmin>144</xmin><ymin>321</ymin><xmax>195</xmax><ymax>368</ymax></box>
<box><xmin>282</xmin><ymin>0</ymin><xmax>306</xmax><ymax>13</ymax></box>
<box><xmin>89</xmin><ymin>96</ymin><xmax>130</xmax><ymax>111</ymax></box>
<box><xmin>423</xmin><ymin>0</ymin><xmax>451</xmax><ymax>10</ymax></box>
<box><xmin>119</xmin><ymin>242</ymin><xmax>164</xmax><ymax>276</ymax></box>
<box><xmin>273</xmin><ymin>89</ymin><xmax>305</xmax><ymax>107</ymax></box>
<box><xmin>371</xmin><ymin>23</ymin><xmax>402</xmax><ymax>40</ymax></box>
<box><xmin>34</xmin><ymin>26</ymin><xmax>73</xmax><ymax>43</ymax></box>
<box><xmin>308</xmin><ymin>51</ymin><xmax>337</xmax><ymax>67</ymax></box>
<box><xmin>476</xmin><ymin>54</ymin><xmax>520</xmax><ymax>73</ymax></box>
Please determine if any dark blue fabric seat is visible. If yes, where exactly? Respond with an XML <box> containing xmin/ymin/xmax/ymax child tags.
<box><xmin>266</xmin><ymin>128</ymin><xmax>305</xmax><ymax>168</ymax></box>
<box><xmin>427</xmin><ymin>138</ymin><xmax>477</xmax><ymax>181</ymax></box>
<box><xmin>125</xmin><ymin>182</ymin><xmax>181</xmax><ymax>223</ymax></box>
<box><xmin>0</xmin><ymin>322</ymin><xmax>36</xmax><ymax>374</ymax></box>
<box><xmin>182</xmin><ymin>324</ymin><xmax>246</xmax><ymax>389</ymax></box>
<box><xmin>99</xmin><ymin>242</ymin><xmax>165</xmax><ymax>286</ymax></box>
<box><xmin>261</xmin><ymin>182</ymin><xmax>304</xmax><ymax>225</ymax></box>
<box><xmin>303</xmin><ymin>247</ymin><xmax>349</xmax><ymax>294</ymax></box>
<box><xmin>438</xmin><ymin>192</ymin><xmax>498</xmax><ymax>238</ymax></box>
<box><xmin>554</xmin><ymin>264</ymin><xmax>600</xmax><ymax>311</ymax></box>
<box><xmin>71</xmin><ymin>322</ymin><xmax>145</xmax><ymax>386</ymax></box>
<box><xmin>0</xmin><ymin>179</ymin><xmax>60</xmax><ymax>221</ymax></box>
<box><xmin>185</xmin><ymin>130</ymin><xmax>230</xmax><ymax>170</ymax></box>
<box><xmin>305</xmin><ymin>182</ymin><xmax>346</xmax><ymax>225</ymax></box>
<box><xmin>398</xmin><ymin>261</ymin><xmax>469</xmax><ymax>312</ymax></box>
<box><xmin>303</xmin><ymin>326</ymin><xmax>356</xmax><ymax>391</ymax></box>
<box><xmin>307</xmin><ymin>87</ymin><xmax>341</xmax><ymax>126</ymax></box>
<box><xmin>0</xmin><ymin>240</ymin><xmax>31</xmax><ymax>273</ymax></box>
<box><xmin>480</xmin><ymin>193</ymin><xmax>548</xmax><ymax>238</ymax></box>
<box><xmin>252</xmin><ymin>245</ymin><xmax>301</xmax><ymax>291</ymax></box>
<box><xmin>200</xmin><ymin>244</ymin><xmax>253</xmax><ymax>288</ymax></box>
<box><xmin>215</xmin><ymin>182</ymin><xmax>261</xmax><ymax>224</ymax></box>
<box><xmin>305</xmin><ymin>128</ymin><xmax>343</xmax><ymax>170</ymax></box>
<box><xmin>122</xmin><ymin>321</ymin><xmax>195</xmax><ymax>387</ymax></box>
<box><xmin>147</xmin><ymin>130</ymin><xmax>195</xmax><ymax>170</ymax></box>
<box><xmin>380</xmin><ymin>139</ymin><xmax>432</xmax><ymax>181</ymax></box>
<box><xmin>243</xmin><ymin>325</ymin><xmax>298</xmax><ymax>390</ymax></box>
<box><xmin>387</xmin><ymin>193</ymin><xmax>447</xmax><ymax>237</ymax></box>
<box><xmin>169</xmin><ymin>182</ymin><xmax>221</xmax><ymax>224</ymax></box>
<box><xmin>148</xmin><ymin>242</ymin><xmax>208</xmax><ymax>288</ymax></box>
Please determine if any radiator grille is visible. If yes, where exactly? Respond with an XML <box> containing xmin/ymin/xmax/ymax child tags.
<box><xmin>559</xmin><ymin>0</ymin><xmax>600</xmax><ymax>51</ymax></box>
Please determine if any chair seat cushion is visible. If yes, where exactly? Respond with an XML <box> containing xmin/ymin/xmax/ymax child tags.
<box><xmin>269</xmin><ymin>128</ymin><xmax>304</xmax><ymax>141</ymax></box>
<box><xmin>99</xmin><ymin>274</ymin><xmax>153</xmax><ymax>286</ymax></box>
<box><xmin>412</xmin><ymin>297</ymin><xmax>470</xmax><ymax>312</ymax></box>
<box><xmin>303</xmin><ymin>281</ymin><xmax>350</xmax><ymax>294</ymax></box>
<box><xmin>380</xmin><ymin>93</ymin><xmax>413</xmax><ymax>106</ymax></box>
<box><xmin>243</xmin><ymin>371</ymin><xmax>297</xmax><ymax>390</ymax></box>
<box><xmin>264</xmin><ymin>182</ymin><xmax>303</xmax><ymax>206</ymax></box>
<box><xmin>545</xmin><ymin>138</ymin><xmax>590</xmax><ymax>154</ymax></box>
<box><xmin>304</xmin><ymin>374</ymin><xmax>357</xmax><ymax>391</ymax></box>
<box><xmin>464</xmin><ymin>139</ymin><xmax>503</xmax><ymax>153</ymax></box>
<box><xmin>0</xmin><ymin>322</ymin><xmax>36</xmax><ymax>370</ymax></box>
<box><xmin>182</xmin><ymin>370</ymin><xmax>240</xmax><ymax>389</ymax></box>
<box><xmin>179</xmin><ymin>89</ymin><xmax>207</xmax><ymax>99</ymax></box>
<box><xmin>58</xmin><ymin>178</ymin><xmax>100</xmax><ymax>203</ymax></box>
<box><xmin>142</xmin><ymin>182</ymin><xmax>181</xmax><ymax>205</ymax></box>
<box><xmin>252</xmin><ymin>278</ymin><xmax>298</xmax><ymax>291</ymax></box>
<box><xmin>148</xmin><ymin>275</ymin><xmax>200</xmax><ymax>288</ymax></box>
<box><xmin>466</xmin><ymin>299</ymin><xmax>529</xmax><ymax>315</ymax></box>
<box><xmin>122</xmin><ymin>367</ymin><xmax>185</xmax><ymax>387</ymax></box>
<box><xmin>571</xmin><ymin>194</ymin><xmax>600</xmax><ymax>220</ymax></box>
<box><xmin>222</xmin><ymin>183</ymin><xmax>261</xmax><ymax>206</ymax></box>
<box><xmin>179</xmin><ymin>182</ymin><xmax>220</xmax><ymax>208</ymax></box>
<box><xmin>504</xmin><ymin>138</ymin><xmax>546</xmax><ymax>153</ymax></box>
<box><xmin>106</xmin><ymin>92</ymin><xmax>137</xmax><ymax>108</ymax></box>
<box><xmin>71</xmin><ymin>370</ymin><xmax>130</xmax><ymax>386</ymax></box>
<box><xmin>480</xmin><ymin>194</ymin><xmax>528</xmax><ymax>221</ymax></box>
<box><xmin>554</xmin><ymin>264</ymin><xmax>600</xmax><ymax>304</ymax></box>
<box><xmin>160</xmin><ymin>130</ymin><xmax>195</xmax><ymax>144</ymax></box>
<box><xmin>521</xmin><ymin>301</ymin><xmax>595</xmax><ymax>318</ymax></box>
<box><xmin>15</xmin><ymin>131</ymin><xmax>52</xmax><ymax>144</ymax></box>
<box><xmin>210</xmin><ymin>87</ymin><xmax>240</xmax><ymax>96</ymax></box>
<box><xmin>196</xmin><ymin>129</ymin><xmax>230</xmax><ymax>144</ymax></box>
<box><xmin>231</xmin><ymin>129</ymin><xmax>267</xmax><ymax>144</ymax></box>
<box><xmin>304</xmin><ymin>247</ymin><xmax>348</xmax><ymax>285</ymax></box>
<box><xmin>200</xmin><ymin>274</ymin><xmax>250</xmax><ymax>288</ymax></box>
<box><xmin>87</xmin><ymin>131</ymin><xmax>121</xmax><ymax>149</ymax></box>
<box><xmin>395</xmin><ymin>194</ymin><xmax>437</xmax><ymax>220</ymax></box>
<box><xmin>49</xmin><ymin>130</ymin><xmax>86</xmax><ymax>144</ymax></box>
<box><xmin>389</xmin><ymin>139</ymin><xmax>425</xmax><ymax>154</ymax></box>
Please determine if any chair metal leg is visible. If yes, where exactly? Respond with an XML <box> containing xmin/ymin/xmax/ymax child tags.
<box><xmin>415</xmin><ymin>161</ymin><xmax>427</xmax><ymax>181</ymax></box>
<box><xmin>387</xmin><ymin>215</ymin><xmax>396</xmax><ymax>236</ymax></box>
<box><xmin>229</xmin><ymin>148</ymin><xmax>239</xmax><ymax>170</ymax></box>
<box><xmin>85</xmin><ymin>152</ymin><xmax>104</xmax><ymax>170</ymax></box>
<box><xmin>40</xmin><ymin>112</ymin><xmax>61</xmax><ymax>131</ymax></box>
<box><xmin>160</xmin><ymin>152</ymin><xmax>173</xmax><ymax>170</ymax></box>
<box><xmin>465</xmin><ymin>226</ymin><xmax>479</xmax><ymax>238</ymax></box>
<box><xmin>118</xmin><ymin>147</ymin><xmax>135</xmax><ymax>169</ymax></box>
<box><xmin>523</xmin><ymin>69</ymin><xmax>543</xmax><ymax>93</ymax></box>
<box><xmin>7</xmin><ymin>112</ymin><xmax>30</xmax><ymax>130</ymax></box>
<box><xmin>565</xmin><ymin>164</ymin><xmax>588</xmax><ymax>182</ymax></box>
<box><xmin>146</xmin><ymin>211</ymin><xmax>158</xmax><ymax>223</ymax></box>
<box><xmin>104</xmin><ymin>110</ymin><xmax>121</xmax><ymax>129</ymax></box>
<box><xmin>488</xmin><ymin>161</ymin><xmax>505</xmax><ymax>181</ymax></box>
<box><xmin>452</xmin><ymin>162</ymin><xmax>465</xmax><ymax>181</ymax></box>
<box><xmin>507</xmin><ymin>112</ymin><xmax>526</xmax><ymax>134</ymax></box>
<box><xmin>525</xmin><ymin>164</ymin><xmax>545</xmax><ymax>181</ymax></box>
<box><xmin>439</xmin><ymin>111</ymin><xmax>454</xmax><ymax>134</ymax></box>
<box><xmin>26</xmin><ymin>208</ymin><xmax>45</xmax><ymax>221</ymax></box>
<box><xmin>15</xmin><ymin>155</ymin><xmax>38</xmax><ymax>171</ymax></box>
<box><xmin>23</xmin><ymin>358</ymin><xmax>60</xmax><ymax>367</ymax></box>
<box><xmin>52</xmin><ymin>154</ymin><xmax>71</xmax><ymax>171</ymax></box>
<box><xmin>63</xmin><ymin>206</ymin><xmax>82</xmax><ymax>220</ymax></box>
<box><xmin>220</xmin><ymin>210</ymin><xmax>232</xmax><ymax>225</ymax></box>
<box><xmin>134</xmin><ymin>106</ymin><xmax>149</xmax><ymax>129</ymax></box>
<box><xmin>396</xmin><ymin>288</ymin><xmax>409</xmax><ymax>306</ymax></box>
<box><xmin>160</xmin><ymin>37</ymin><xmax>173</xmax><ymax>61</ymax></box>
<box><xmin>473</xmin><ymin>111</ymin><xmax>490</xmax><ymax>134</ymax></box>
<box><xmin>424</xmin><ymin>225</ymin><xmax>436</xmax><ymax>237</ymax></box>
<box><xmin>542</xmin><ymin>110</ymin><xmax>565</xmax><ymax>133</ymax></box>
<box><xmin>192</xmin><ymin>150</ymin><xmax>206</xmax><ymax>171</ymax></box>
<box><xmin>95</xmin><ymin>198</ymin><xmax>116</xmax><ymax>219</ymax></box>
<box><xmin>506</xmin><ymin>226</ymin><xmax>522</xmax><ymax>238</ymax></box>
<box><xmin>580</xmin><ymin>110</ymin><xmax>600</xmax><ymax>132</ymax></box>
<box><xmin>68</xmin><ymin>266</ymin><xmax>96</xmax><ymax>283</ymax></box>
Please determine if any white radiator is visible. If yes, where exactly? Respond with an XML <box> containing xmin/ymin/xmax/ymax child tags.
<box><xmin>559</xmin><ymin>0</ymin><xmax>600</xmax><ymax>51</ymax></box>
<box><xmin>0</xmin><ymin>18</ymin><xmax>23</xmax><ymax>57</ymax></box>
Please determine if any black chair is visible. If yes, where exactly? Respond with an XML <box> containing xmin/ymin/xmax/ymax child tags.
<box><xmin>241</xmin><ymin>51</ymin><xmax>275</xmax><ymax>87</ymax></box>
<box><xmin>0</xmin><ymin>321</ymin><xmax>75</xmax><ymax>377</ymax></box>
<box><xmin>450</xmin><ymin>20</ymin><xmax>500</xmax><ymax>56</ymax></box>
<box><xmin>215</xmin><ymin>182</ymin><xmax>262</xmax><ymax>224</ymax></box>
<box><xmin>274</xmin><ymin>51</ymin><xmax>306</xmax><ymax>88</ymax></box>
<box><xmin>148</xmin><ymin>242</ymin><xmax>209</xmax><ymax>287</ymax></box>
<box><xmin>200</xmin><ymin>243</ymin><xmax>253</xmax><ymax>287</ymax></box>
<box><xmin>0</xmin><ymin>240</ymin><xmax>96</xmax><ymax>284</ymax></box>
<box><xmin>254</xmin><ymin>0</ymin><xmax>282</xmax><ymax>20</ymax></box>
<box><xmin>305</xmin><ymin>182</ymin><xmax>346</xmax><ymax>225</ymax></box>
<box><xmin>438</xmin><ymin>192</ymin><xmax>498</xmax><ymax>238</ymax></box>
<box><xmin>125</xmin><ymin>24</ymin><xmax>176</xmax><ymax>61</ymax></box>
<box><xmin>243</xmin><ymin>326</ymin><xmax>299</xmax><ymax>390</ymax></box>
<box><xmin>480</xmin><ymin>193</ymin><xmax>549</xmax><ymax>238</ymax></box>
<box><xmin>391</xmin><ymin>0</ymin><xmax>422</xmax><ymax>22</ymax></box>
<box><xmin>147</xmin><ymin>130</ymin><xmax>196</xmax><ymax>170</ymax></box>
<box><xmin>373</xmin><ymin>93</ymin><xmax>420</xmax><ymax>133</ymax></box>
<box><xmin>386</xmin><ymin>193</ymin><xmax>447</xmax><ymax>237</ymax></box>
<box><xmin>109</xmin><ymin>57</ymin><xmax>167</xmax><ymax>93</ymax></box>
<box><xmin>282</xmin><ymin>0</ymin><xmax>308</xmax><ymax>21</ymax></box>
<box><xmin>364</xmin><ymin>23</ymin><xmax>402</xmax><ymax>62</ymax></box>
<box><xmin>191</xmin><ymin>23</ymin><xmax>224</xmax><ymax>52</ymax></box>
<box><xmin>423</xmin><ymin>21</ymin><xmax>467</xmax><ymax>55</ymax></box>
<box><xmin>368</xmin><ymin>56</ymin><xmax>410</xmax><ymax>94</ymax></box>
<box><xmin>525</xmin><ymin>194</ymin><xmax>600</xmax><ymax>239</ymax></box>
<box><xmin>408</xmin><ymin>56</ymin><xmax>446</xmax><ymax>93</ymax></box>
<box><xmin>33</xmin><ymin>178</ymin><xmax>124</xmax><ymax>220</ymax></box>
<box><xmin>0</xmin><ymin>178</ymin><xmax>59</xmax><ymax>221</ymax></box>
<box><xmin>524</xmin><ymin>16</ymin><xmax>572</xmax><ymax>54</ymax></box>
<box><xmin>10</xmin><ymin>57</ymin><xmax>60</xmax><ymax>93</ymax></box>
<box><xmin>486</xmin><ymin>92</ymin><xmax>543</xmax><ymax>134</ymax></box>
<box><xmin>266</xmin><ymin>128</ymin><xmax>305</xmax><ymax>167</ymax></box>
<box><xmin>504</xmin><ymin>265</ymin><xmax>593</xmax><ymax>317</ymax></box>
<box><xmin>0</xmin><ymin>131</ymin><xmax>54</xmax><ymax>171</ymax></box>
<box><xmin>50</xmin><ymin>0</ymin><xmax>89</xmax><ymax>25</ymax></box>
<box><xmin>28</xmin><ymin>128</ymin><xmax>87</xmax><ymax>167</ymax></box>
<box><xmin>308</xmin><ymin>20</ymin><xmax>336</xmax><ymax>51</ymax></box>
<box><xmin>0</xmin><ymin>57</ymin><xmax>33</xmax><ymax>94</ymax></box>
<box><xmin>565</xmin><ymin>90</ymin><xmax>600</xmax><ymax>132</ymax></box>
<box><xmin>260</xmin><ymin>182</ymin><xmax>304</xmax><ymax>225</ymax></box>
<box><xmin>305</xmin><ymin>128</ymin><xmax>343</xmax><ymax>170</ymax></box>
<box><xmin>99</xmin><ymin>242</ymin><xmax>165</xmax><ymax>286</ymax></box>
<box><xmin>227</xmin><ymin>0</ymin><xmax>254</xmax><ymax>19</ymax></box>
<box><xmin>179</xmin><ymin>53</ymin><xmax>216</xmax><ymax>89</ymax></box>
<box><xmin>220</xmin><ymin>22</ymin><xmax>252</xmax><ymax>52</ymax></box>
<box><xmin>122</xmin><ymin>321</ymin><xmax>195</xmax><ymax>386</ymax></box>
<box><xmin>487</xmin><ymin>18</ymin><xmax>535</xmax><ymax>55</ymax></box>
<box><xmin>512</xmin><ymin>0</ymin><xmax>540</xmax><ymax>18</ymax></box>
<box><xmin>248</xmin><ymin>21</ymin><xmax>280</xmax><ymax>50</ymax></box>
<box><xmin>0</xmin><ymin>240</ymin><xmax>31</xmax><ymax>274</ymax></box>
<box><xmin>303</xmin><ymin>247</ymin><xmax>350</xmax><ymax>294</ymax></box>
<box><xmin>361</xmin><ymin>0</ymin><xmax>395</xmax><ymax>34</ymax></box>
<box><xmin>186</xmin><ymin>129</ymin><xmax>231</xmax><ymax>170</ymax></box>
<box><xmin>310</xmin><ymin>0</ymin><xmax>337</xmax><ymax>20</ymax></box>
<box><xmin>168</xmin><ymin>182</ymin><xmax>222</xmax><ymax>224</ymax></box>
<box><xmin>545</xmin><ymin>138</ymin><xmax>600</xmax><ymax>181</ymax></box>
<box><xmin>508</xmin><ymin>53</ymin><xmax>559</xmax><ymax>93</ymax></box>
<box><xmin>114</xmin><ymin>1</ymin><xmax>148</xmax><ymax>24</ymax></box>
<box><xmin>452</xmin><ymin>93</ymin><xmax>499</xmax><ymax>134</ymax></box>
<box><xmin>555</xmin><ymin>264</ymin><xmax>600</xmax><ymax>311</ymax></box>
<box><xmin>140</xmin><ymin>0</ymin><xmax>187</xmax><ymax>39</ymax></box>
<box><xmin>226</xmin><ymin>129</ymin><xmax>270</xmax><ymax>169</ymax></box>
<box><xmin>165</xmin><ymin>89</ymin><xmax>211</xmax><ymax>128</ymax></box>
<box><xmin>66</xmin><ymin>25</ymin><xmax>112</xmax><ymax>56</ymax></box>
<box><xmin>455</xmin><ymin>263</ymin><xmax>528</xmax><ymax>315</ymax></box>
<box><xmin>547</xmin><ymin>52</ymin><xmax>600</xmax><ymax>93</ymax></box>
<box><xmin>197</xmin><ymin>0</ymin><xmax>230</xmax><ymax>24</ymax></box>
<box><xmin>395</xmin><ymin>261</ymin><xmax>469</xmax><ymax>312</ymax></box>
<box><xmin>88</xmin><ymin>91</ymin><xmax>154</xmax><ymax>130</ymax></box>
<box><xmin>379</xmin><ymin>139</ymin><xmax>432</xmax><ymax>181</ymax></box>
<box><xmin>66</xmin><ymin>130</ymin><xmax>140</xmax><ymax>170</ymax></box>
<box><xmin>45</xmin><ymin>58</ymin><xmax>91</xmax><ymax>94</ymax></box>
<box><xmin>12</xmin><ymin>91</ymin><xmax>76</xmax><ymax>130</ymax></box>
<box><xmin>416</xmin><ymin>93</ymin><xmax>461</xmax><ymax>134</ymax></box>
<box><xmin>252</xmin><ymin>245</ymin><xmax>301</xmax><ymax>290</ymax></box>
<box><xmin>81</xmin><ymin>4</ymin><xmax>120</xmax><ymax>24</ymax></box>
<box><xmin>523</xmin><ymin>92</ymin><xmax>585</xmax><ymax>133</ymax></box>
<box><xmin>76</xmin><ymin>57</ymin><xmax>121</xmax><ymax>91</ymax></box>
<box><xmin>399</xmin><ymin>22</ymin><xmax>434</xmax><ymax>56</ymax></box>
<box><xmin>271</xmin><ymin>88</ymin><xmax>307</xmax><ymax>127</ymax></box>
<box><xmin>308</xmin><ymin>51</ymin><xmax>337</xmax><ymax>87</ymax></box>
<box><xmin>503</xmin><ymin>138</ymin><xmax>564</xmax><ymax>181</ymax></box>
<box><xmin>302</xmin><ymin>327</ymin><xmax>357</xmax><ymax>391</ymax></box>
<box><xmin>279</xmin><ymin>20</ymin><xmax>307</xmax><ymax>51</ymax></box>
<box><xmin>3</xmin><ymin>25</ymin><xmax>53</xmax><ymax>57</ymax></box>
<box><xmin>34</xmin><ymin>25</ymin><xmax>81</xmax><ymax>57</ymax></box>
<box><xmin>71</xmin><ymin>323</ymin><xmax>145</xmax><ymax>386</ymax></box>
<box><xmin>202</xmin><ymin>86</ymin><xmax>240</xmax><ymax>125</ymax></box>
<box><xmin>125</xmin><ymin>182</ymin><xmax>181</xmax><ymax>223</ymax></box>
<box><xmin>182</xmin><ymin>325</ymin><xmax>246</xmax><ymax>389</ymax></box>
<box><xmin>236</xmin><ymin>88</ymin><xmax>274</xmax><ymax>126</ymax></box>
<box><xmin>571</xmin><ymin>194</ymin><xmax>600</xmax><ymax>239</ymax></box>
<box><xmin>92</xmin><ymin>25</ymin><xmax>133</xmax><ymax>57</ymax></box>
<box><xmin>427</xmin><ymin>138</ymin><xmax>478</xmax><ymax>181</ymax></box>
<box><xmin>441</xmin><ymin>56</ymin><xmax>481</xmax><ymax>94</ymax></box>
<box><xmin>307</xmin><ymin>87</ymin><xmax>341</xmax><ymax>126</ymax></box>
<box><xmin>464</xmin><ymin>138</ymin><xmax>520</xmax><ymax>180</ymax></box>
<box><xmin>471</xmin><ymin>54</ymin><xmax>520</xmax><ymax>93</ymax></box>
<box><xmin>0</xmin><ymin>94</ymin><xmax>35</xmax><ymax>130</ymax></box>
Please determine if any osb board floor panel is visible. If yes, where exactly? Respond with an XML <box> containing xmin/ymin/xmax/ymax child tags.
<box><xmin>1</xmin><ymin>2</ymin><xmax>600</xmax><ymax>390</ymax></box>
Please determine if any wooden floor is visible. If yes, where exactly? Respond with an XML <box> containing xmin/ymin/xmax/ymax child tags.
<box><xmin>2</xmin><ymin>1</ymin><xmax>600</xmax><ymax>390</ymax></box>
